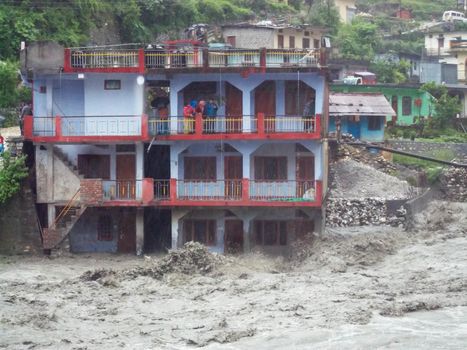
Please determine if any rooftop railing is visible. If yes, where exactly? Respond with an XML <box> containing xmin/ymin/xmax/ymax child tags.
<box><xmin>64</xmin><ymin>47</ymin><xmax>324</xmax><ymax>71</ymax></box>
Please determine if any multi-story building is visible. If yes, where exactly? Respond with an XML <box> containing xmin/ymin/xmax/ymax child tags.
<box><xmin>21</xmin><ymin>40</ymin><xmax>329</xmax><ymax>255</ymax></box>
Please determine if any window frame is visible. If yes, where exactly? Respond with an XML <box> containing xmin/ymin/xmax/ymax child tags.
<box><xmin>254</xmin><ymin>220</ymin><xmax>287</xmax><ymax>246</ymax></box>
<box><xmin>183</xmin><ymin>219</ymin><xmax>216</xmax><ymax>246</ymax></box>
<box><xmin>104</xmin><ymin>79</ymin><xmax>121</xmax><ymax>90</ymax></box>
<box><xmin>184</xmin><ymin>156</ymin><xmax>217</xmax><ymax>181</ymax></box>
<box><xmin>302</xmin><ymin>38</ymin><xmax>310</xmax><ymax>49</ymax></box>
<box><xmin>368</xmin><ymin>116</ymin><xmax>383</xmax><ymax>131</ymax></box>
<box><xmin>97</xmin><ymin>215</ymin><xmax>113</xmax><ymax>241</ymax></box>
<box><xmin>254</xmin><ymin>156</ymin><xmax>287</xmax><ymax>181</ymax></box>
<box><xmin>289</xmin><ymin>36</ymin><xmax>295</xmax><ymax>49</ymax></box>
<box><xmin>402</xmin><ymin>96</ymin><xmax>412</xmax><ymax>116</ymax></box>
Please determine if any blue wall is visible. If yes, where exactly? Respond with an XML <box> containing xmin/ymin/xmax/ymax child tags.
<box><xmin>330</xmin><ymin>116</ymin><xmax>385</xmax><ymax>142</ymax></box>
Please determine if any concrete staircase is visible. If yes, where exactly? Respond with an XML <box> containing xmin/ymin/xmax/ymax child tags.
<box><xmin>42</xmin><ymin>205</ymin><xmax>86</xmax><ymax>250</ymax></box>
<box><xmin>52</xmin><ymin>146</ymin><xmax>83</xmax><ymax>179</ymax></box>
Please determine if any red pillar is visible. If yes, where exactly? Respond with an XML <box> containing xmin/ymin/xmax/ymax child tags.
<box><xmin>63</xmin><ymin>48</ymin><xmax>71</xmax><ymax>72</ymax></box>
<box><xmin>315</xmin><ymin>180</ymin><xmax>323</xmax><ymax>205</ymax></box>
<box><xmin>23</xmin><ymin>115</ymin><xmax>33</xmax><ymax>139</ymax></box>
<box><xmin>138</xmin><ymin>48</ymin><xmax>145</xmax><ymax>73</ymax></box>
<box><xmin>142</xmin><ymin>178</ymin><xmax>154</xmax><ymax>204</ymax></box>
<box><xmin>257</xmin><ymin>112</ymin><xmax>265</xmax><ymax>136</ymax></box>
<box><xmin>241</xmin><ymin>178</ymin><xmax>249</xmax><ymax>202</ymax></box>
<box><xmin>141</xmin><ymin>114</ymin><xmax>149</xmax><ymax>140</ymax></box>
<box><xmin>315</xmin><ymin>114</ymin><xmax>321</xmax><ymax>135</ymax></box>
<box><xmin>170</xmin><ymin>178</ymin><xmax>177</xmax><ymax>202</ymax></box>
<box><xmin>55</xmin><ymin>116</ymin><xmax>62</xmax><ymax>139</ymax></box>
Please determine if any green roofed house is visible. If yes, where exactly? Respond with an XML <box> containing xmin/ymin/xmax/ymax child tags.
<box><xmin>331</xmin><ymin>84</ymin><xmax>436</xmax><ymax>126</ymax></box>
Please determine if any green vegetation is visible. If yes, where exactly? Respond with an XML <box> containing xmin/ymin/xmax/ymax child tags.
<box><xmin>336</xmin><ymin>18</ymin><xmax>381</xmax><ymax>60</ymax></box>
<box><xmin>0</xmin><ymin>152</ymin><xmax>28</xmax><ymax>204</ymax></box>
<box><xmin>421</xmin><ymin>82</ymin><xmax>462</xmax><ymax>130</ymax></box>
<box><xmin>370</xmin><ymin>59</ymin><xmax>410</xmax><ymax>84</ymax></box>
<box><xmin>393</xmin><ymin>148</ymin><xmax>455</xmax><ymax>184</ymax></box>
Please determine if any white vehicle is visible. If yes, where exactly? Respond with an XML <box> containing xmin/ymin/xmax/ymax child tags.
<box><xmin>442</xmin><ymin>11</ymin><xmax>467</xmax><ymax>22</ymax></box>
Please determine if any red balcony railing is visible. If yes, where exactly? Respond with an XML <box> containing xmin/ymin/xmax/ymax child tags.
<box><xmin>153</xmin><ymin>178</ymin><xmax>323</xmax><ymax>207</ymax></box>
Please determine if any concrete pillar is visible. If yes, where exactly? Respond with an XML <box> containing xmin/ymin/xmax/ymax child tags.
<box><xmin>243</xmin><ymin>89</ymin><xmax>252</xmax><ymax>132</ymax></box>
<box><xmin>47</xmin><ymin>145</ymin><xmax>54</xmax><ymax>202</ymax></box>
<box><xmin>169</xmin><ymin>82</ymin><xmax>180</xmax><ymax>133</ymax></box>
<box><xmin>243</xmin><ymin>219</ymin><xmax>251</xmax><ymax>253</ymax></box>
<box><xmin>136</xmin><ymin>208</ymin><xmax>144</xmax><ymax>255</ymax></box>
<box><xmin>135</xmin><ymin>143</ymin><xmax>144</xmax><ymax>180</ymax></box>
<box><xmin>109</xmin><ymin>145</ymin><xmax>116</xmax><ymax>180</ymax></box>
<box><xmin>46</xmin><ymin>80</ymin><xmax>53</xmax><ymax>116</ymax></box>
<box><xmin>276</xmin><ymin>80</ymin><xmax>285</xmax><ymax>115</ymax></box>
<box><xmin>171</xmin><ymin>209</ymin><xmax>189</xmax><ymax>249</ymax></box>
<box><xmin>47</xmin><ymin>203</ymin><xmax>55</xmax><ymax>228</ymax></box>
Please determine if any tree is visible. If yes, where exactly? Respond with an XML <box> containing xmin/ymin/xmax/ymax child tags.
<box><xmin>421</xmin><ymin>82</ymin><xmax>462</xmax><ymax>129</ymax></box>
<box><xmin>0</xmin><ymin>61</ymin><xmax>20</xmax><ymax>108</ymax></box>
<box><xmin>370</xmin><ymin>59</ymin><xmax>410</xmax><ymax>84</ymax></box>
<box><xmin>336</xmin><ymin>18</ymin><xmax>381</xmax><ymax>61</ymax></box>
<box><xmin>0</xmin><ymin>152</ymin><xmax>28</xmax><ymax>205</ymax></box>
<box><xmin>307</xmin><ymin>0</ymin><xmax>340</xmax><ymax>35</ymax></box>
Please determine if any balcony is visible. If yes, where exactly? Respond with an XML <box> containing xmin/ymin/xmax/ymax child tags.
<box><xmin>152</xmin><ymin>179</ymin><xmax>323</xmax><ymax>207</ymax></box>
<box><xmin>24</xmin><ymin>113</ymin><xmax>320</xmax><ymax>143</ymax></box>
<box><xmin>148</xmin><ymin>113</ymin><xmax>321</xmax><ymax>141</ymax></box>
<box><xmin>63</xmin><ymin>47</ymin><xmax>325</xmax><ymax>73</ymax></box>
<box><xmin>79</xmin><ymin>178</ymin><xmax>322</xmax><ymax>207</ymax></box>
<box><xmin>23</xmin><ymin>115</ymin><xmax>148</xmax><ymax>143</ymax></box>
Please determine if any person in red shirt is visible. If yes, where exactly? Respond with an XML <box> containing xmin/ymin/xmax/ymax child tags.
<box><xmin>0</xmin><ymin>133</ymin><xmax>4</xmax><ymax>154</ymax></box>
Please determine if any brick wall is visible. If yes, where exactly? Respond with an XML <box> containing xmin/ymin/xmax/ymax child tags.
<box><xmin>80</xmin><ymin>179</ymin><xmax>103</xmax><ymax>205</ymax></box>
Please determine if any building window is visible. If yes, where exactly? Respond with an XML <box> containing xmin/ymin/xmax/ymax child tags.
<box><xmin>184</xmin><ymin>157</ymin><xmax>216</xmax><ymax>181</ymax></box>
<box><xmin>254</xmin><ymin>157</ymin><xmax>287</xmax><ymax>180</ymax></box>
<box><xmin>368</xmin><ymin>116</ymin><xmax>383</xmax><ymax>130</ymax></box>
<box><xmin>254</xmin><ymin>221</ymin><xmax>287</xmax><ymax>246</ymax></box>
<box><xmin>97</xmin><ymin>215</ymin><xmax>113</xmax><ymax>241</ymax></box>
<box><xmin>314</xmin><ymin>39</ymin><xmax>320</xmax><ymax>49</ymax></box>
<box><xmin>438</xmin><ymin>37</ymin><xmax>444</xmax><ymax>48</ymax></box>
<box><xmin>104</xmin><ymin>79</ymin><xmax>121</xmax><ymax>90</ymax></box>
<box><xmin>183</xmin><ymin>220</ymin><xmax>216</xmax><ymax>246</ymax></box>
<box><xmin>278</xmin><ymin>35</ymin><xmax>284</xmax><ymax>48</ymax></box>
<box><xmin>78</xmin><ymin>155</ymin><xmax>110</xmax><ymax>179</ymax></box>
<box><xmin>302</xmin><ymin>38</ymin><xmax>310</xmax><ymax>49</ymax></box>
<box><xmin>304</xmin><ymin>31</ymin><xmax>310</xmax><ymax>36</ymax></box>
<box><xmin>289</xmin><ymin>36</ymin><xmax>295</xmax><ymax>49</ymax></box>
<box><xmin>402</xmin><ymin>96</ymin><xmax>412</xmax><ymax>116</ymax></box>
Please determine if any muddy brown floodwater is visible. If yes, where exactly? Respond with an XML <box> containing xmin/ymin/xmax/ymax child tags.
<box><xmin>1</xmin><ymin>201</ymin><xmax>467</xmax><ymax>349</ymax></box>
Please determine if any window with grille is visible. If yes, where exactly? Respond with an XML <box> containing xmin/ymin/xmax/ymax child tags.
<box><xmin>402</xmin><ymin>96</ymin><xmax>412</xmax><ymax>116</ymax></box>
<box><xmin>254</xmin><ymin>221</ymin><xmax>287</xmax><ymax>246</ymax></box>
<box><xmin>254</xmin><ymin>157</ymin><xmax>287</xmax><ymax>180</ymax></box>
<box><xmin>97</xmin><ymin>215</ymin><xmax>113</xmax><ymax>241</ymax></box>
<box><xmin>183</xmin><ymin>220</ymin><xmax>216</xmax><ymax>246</ymax></box>
<box><xmin>184</xmin><ymin>157</ymin><xmax>216</xmax><ymax>181</ymax></box>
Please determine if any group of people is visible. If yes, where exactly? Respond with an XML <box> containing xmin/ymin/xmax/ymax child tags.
<box><xmin>183</xmin><ymin>98</ymin><xmax>218</xmax><ymax>133</ymax></box>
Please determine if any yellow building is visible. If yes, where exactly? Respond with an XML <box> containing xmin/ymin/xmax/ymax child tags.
<box><xmin>334</xmin><ymin>0</ymin><xmax>357</xmax><ymax>24</ymax></box>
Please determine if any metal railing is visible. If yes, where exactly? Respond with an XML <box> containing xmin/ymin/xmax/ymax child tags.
<box><xmin>264</xmin><ymin>115</ymin><xmax>316</xmax><ymax>133</ymax></box>
<box><xmin>144</xmin><ymin>49</ymin><xmax>203</xmax><ymax>68</ymax></box>
<box><xmin>154</xmin><ymin>180</ymin><xmax>171</xmax><ymax>200</ymax></box>
<box><xmin>208</xmin><ymin>49</ymin><xmax>261</xmax><ymax>68</ymax></box>
<box><xmin>177</xmin><ymin>179</ymin><xmax>242</xmax><ymax>200</ymax></box>
<box><xmin>61</xmin><ymin>115</ymin><xmax>142</xmax><ymax>136</ymax></box>
<box><xmin>250</xmin><ymin>180</ymin><xmax>315</xmax><ymax>201</ymax></box>
<box><xmin>70</xmin><ymin>50</ymin><xmax>139</xmax><ymax>68</ymax></box>
<box><xmin>265</xmin><ymin>49</ymin><xmax>320</xmax><ymax>67</ymax></box>
<box><xmin>103</xmin><ymin>180</ymin><xmax>142</xmax><ymax>200</ymax></box>
<box><xmin>33</xmin><ymin>117</ymin><xmax>55</xmax><ymax>136</ymax></box>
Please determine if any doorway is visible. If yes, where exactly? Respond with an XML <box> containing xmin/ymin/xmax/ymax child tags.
<box><xmin>225</xmin><ymin>82</ymin><xmax>243</xmax><ymax>133</ymax></box>
<box><xmin>224</xmin><ymin>156</ymin><xmax>242</xmax><ymax>198</ymax></box>
<box><xmin>225</xmin><ymin>220</ymin><xmax>244</xmax><ymax>254</ymax></box>
<box><xmin>118</xmin><ymin>208</ymin><xmax>136</xmax><ymax>253</ymax></box>
<box><xmin>255</xmin><ymin>81</ymin><xmax>276</xmax><ymax>132</ymax></box>
<box><xmin>296</xmin><ymin>155</ymin><xmax>315</xmax><ymax>197</ymax></box>
<box><xmin>116</xmin><ymin>154</ymin><xmax>136</xmax><ymax>199</ymax></box>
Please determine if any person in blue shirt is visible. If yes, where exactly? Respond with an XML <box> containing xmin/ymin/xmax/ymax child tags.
<box><xmin>204</xmin><ymin>98</ymin><xmax>218</xmax><ymax>133</ymax></box>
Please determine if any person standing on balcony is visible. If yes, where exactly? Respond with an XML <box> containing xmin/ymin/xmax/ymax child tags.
<box><xmin>195</xmin><ymin>99</ymin><xmax>206</xmax><ymax>132</ymax></box>
<box><xmin>205</xmin><ymin>98</ymin><xmax>218</xmax><ymax>133</ymax></box>
<box><xmin>19</xmin><ymin>101</ymin><xmax>32</xmax><ymax>135</ymax></box>
<box><xmin>183</xmin><ymin>102</ymin><xmax>195</xmax><ymax>134</ymax></box>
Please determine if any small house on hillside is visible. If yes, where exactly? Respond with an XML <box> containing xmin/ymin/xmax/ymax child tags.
<box><xmin>331</xmin><ymin>84</ymin><xmax>435</xmax><ymax>126</ymax></box>
<box><xmin>329</xmin><ymin>92</ymin><xmax>396</xmax><ymax>142</ymax></box>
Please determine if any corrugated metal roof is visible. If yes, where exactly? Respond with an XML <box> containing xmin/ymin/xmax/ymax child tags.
<box><xmin>329</xmin><ymin>93</ymin><xmax>396</xmax><ymax>117</ymax></box>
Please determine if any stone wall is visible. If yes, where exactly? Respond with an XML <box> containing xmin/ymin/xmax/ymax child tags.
<box><xmin>386</xmin><ymin>141</ymin><xmax>467</xmax><ymax>162</ymax></box>
<box><xmin>0</xmin><ymin>181</ymin><xmax>42</xmax><ymax>254</ymax></box>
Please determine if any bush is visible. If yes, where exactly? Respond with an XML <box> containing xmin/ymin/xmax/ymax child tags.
<box><xmin>0</xmin><ymin>151</ymin><xmax>28</xmax><ymax>204</ymax></box>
